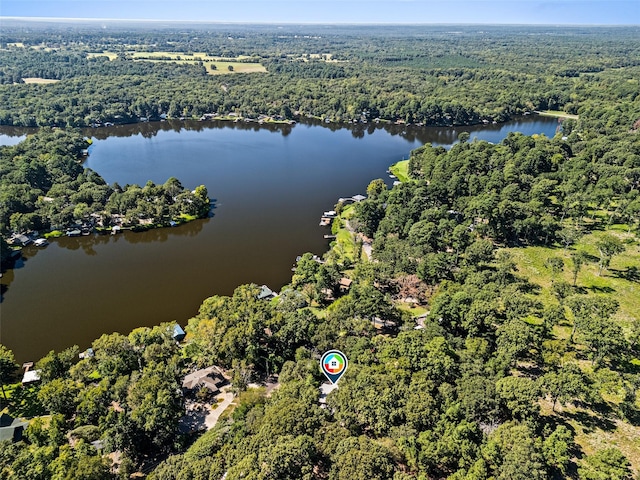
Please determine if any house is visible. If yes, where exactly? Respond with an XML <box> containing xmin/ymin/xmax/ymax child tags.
<box><xmin>13</xmin><ymin>234</ymin><xmax>31</xmax><ymax>247</ymax></box>
<box><xmin>182</xmin><ymin>366</ymin><xmax>226</xmax><ymax>394</ymax></box>
<box><xmin>352</xmin><ymin>194</ymin><xmax>366</xmax><ymax>202</ymax></box>
<box><xmin>172</xmin><ymin>324</ymin><xmax>186</xmax><ymax>342</ymax></box>
<box><xmin>258</xmin><ymin>285</ymin><xmax>278</xmax><ymax>300</ymax></box>
<box><xmin>0</xmin><ymin>413</ymin><xmax>28</xmax><ymax>442</ymax></box>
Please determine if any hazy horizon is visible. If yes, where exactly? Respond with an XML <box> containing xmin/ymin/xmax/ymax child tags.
<box><xmin>2</xmin><ymin>1</ymin><xmax>638</xmax><ymax>26</ymax></box>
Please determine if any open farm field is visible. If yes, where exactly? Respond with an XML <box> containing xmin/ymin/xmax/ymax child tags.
<box><xmin>21</xmin><ymin>77</ymin><xmax>60</xmax><ymax>84</ymax></box>
<box><xmin>87</xmin><ymin>50</ymin><xmax>266</xmax><ymax>74</ymax></box>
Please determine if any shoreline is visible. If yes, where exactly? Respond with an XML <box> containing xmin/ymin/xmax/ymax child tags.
<box><xmin>0</xmin><ymin>111</ymin><xmax>559</xmax><ymax>136</ymax></box>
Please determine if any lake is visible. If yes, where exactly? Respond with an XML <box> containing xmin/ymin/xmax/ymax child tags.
<box><xmin>0</xmin><ymin>116</ymin><xmax>560</xmax><ymax>362</ymax></box>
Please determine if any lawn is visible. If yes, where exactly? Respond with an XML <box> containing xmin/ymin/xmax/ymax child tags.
<box><xmin>389</xmin><ymin>160</ymin><xmax>410</xmax><ymax>183</ymax></box>
<box><xmin>513</xmin><ymin>228</ymin><xmax>640</xmax><ymax>475</ymax></box>
<box><xmin>536</xmin><ymin>110</ymin><xmax>579</xmax><ymax>120</ymax></box>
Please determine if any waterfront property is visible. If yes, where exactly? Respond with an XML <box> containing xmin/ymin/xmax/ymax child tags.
<box><xmin>182</xmin><ymin>366</ymin><xmax>226</xmax><ymax>394</ymax></box>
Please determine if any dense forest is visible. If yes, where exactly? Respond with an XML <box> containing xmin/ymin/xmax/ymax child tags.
<box><xmin>0</xmin><ymin>22</ymin><xmax>639</xmax><ymax>480</ymax></box>
<box><xmin>0</xmin><ymin>24</ymin><xmax>639</xmax><ymax>127</ymax></box>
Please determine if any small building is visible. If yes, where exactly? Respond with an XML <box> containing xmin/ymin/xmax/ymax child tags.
<box><xmin>172</xmin><ymin>324</ymin><xmax>186</xmax><ymax>342</ymax></box>
<box><xmin>13</xmin><ymin>234</ymin><xmax>31</xmax><ymax>247</ymax></box>
<box><xmin>79</xmin><ymin>348</ymin><xmax>95</xmax><ymax>359</ymax></box>
<box><xmin>339</xmin><ymin>277</ymin><xmax>353</xmax><ymax>292</ymax></box>
<box><xmin>22</xmin><ymin>369</ymin><xmax>41</xmax><ymax>384</ymax></box>
<box><xmin>352</xmin><ymin>194</ymin><xmax>366</xmax><ymax>202</ymax></box>
<box><xmin>258</xmin><ymin>285</ymin><xmax>278</xmax><ymax>301</ymax></box>
<box><xmin>0</xmin><ymin>413</ymin><xmax>28</xmax><ymax>442</ymax></box>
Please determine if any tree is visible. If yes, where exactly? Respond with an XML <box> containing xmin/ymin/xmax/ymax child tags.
<box><xmin>354</xmin><ymin>200</ymin><xmax>385</xmax><ymax>238</ymax></box>
<box><xmin>540</xmin><ymin>363</ymin><xmax>590</xmax><ymax>411</ymax></box>
<box><xmin>36</xmin><ymin>345</ymin><xmax>79</xmax><ymax>383</ymax></box>
<box><xmin>127</xmin><ymin>369</ymin><xmax>182</xmax><ymax>454</ymax></box>
<box><xmin>570</xmin><ymin>252</ymin><xmax>586</xmax><ymax>286</ymax></box>
<box><xmin>291</xmin><ymin>253</ymin><xmax>320</xmax><ymax>289</ymax></box>
<box><xmin>458</xmin><ymin>131</ymin><xmax>471</xmax><ymax>143</ymax></box>
<box><xmin>557</xmin><ymin>227</ymin><xmax>580</xmax><ymax>252</ymax></box>
<box><xmin>496</xmin><ymin>319</ymin><xmax>540</xmax><ymax>367</ymax></box>
<box><xmin>542</xmin><ymin>425</ymin><xmax>573</xmax><ymax>476</ymax></box>
<box><xmin>0</xmin><ymin>345</ymin><xmax>18</xmax><ymax>400</ymax></box>
<box><xmin>193</xmin><ymin>184</ymin><xmax>210</xmax><ymax>217</ymax></box>
<box><xmin>366</xmin><ymin>178</ymin><xmax>387</xmax><ymax>201</ymax></box>
<box><xmin>495</xmin><ymin>376</ymin><xmax>540</xmax><ymax>421</ymax></box>
<box><xmin>256</xmin><ymin>434</ymin><xmax>317</xmax><ymax>480</ymax></box>
<box><xmin>578</xmin><ymin>448</ymin><xmax>633</xmax><ymax>480</ymax></box>
<box><xmin>482</xmin><ymin>422</ymin><xmax>547</xmax><ymax>480</ymax></box>
<box><xmin>579</xmin><ymin>314</ymin><xmax>628</xmax><ymax>366</ymax></box>
<box><xmin>464</xmin><ymin>239</ymin><xmax>494</xmax><ymax>265</ymax></box>
<box><xmin>566</xmin><ymin>295</ymin><xmax>618</xmax><ymax>342</ymax></box>
<box><xmin>595</xmin><ymin>234</ymin><xmax>625</xmax><ymax>276</ymax></box>
<box><xmin>545</xmin><ymin>256</ymin><xmax>564</xmax><ymax>277</ymax></box>
<box><xmin>37</xmin><ymin>378</ymin><xmax>81</xmax><ymax>417</ymax></box>
<box><xmin>92</xmin><ymin>333</ymin><xmax>138</xmax><ymax>380</ymax></box>
<box><xmin>330</xmin><ymin>436</ymin><xmax>396</xmax><ymax>480</ymax></box>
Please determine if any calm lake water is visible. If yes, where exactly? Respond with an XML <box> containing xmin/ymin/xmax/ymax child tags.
<box><xmin>0</xmin><ymin>117</ymin><xmax>560</xmax><ymax>362</ymax></box>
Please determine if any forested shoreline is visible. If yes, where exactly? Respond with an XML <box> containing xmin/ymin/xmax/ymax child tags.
<box><xmin>0</xmin><ymin>23</ymin><xmax>639</xmax><ymax>480</ymax></box>
<box><xmin>0</xmin><ymin>128</ymin><xmax>211</xmax><ymax>268</ymax></box>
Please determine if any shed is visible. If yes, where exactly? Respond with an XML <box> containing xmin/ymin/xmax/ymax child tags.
<box><xmin>339</xmin><ymin>277</ymin><xmax>353</xmax><ymax>292</ymax></box>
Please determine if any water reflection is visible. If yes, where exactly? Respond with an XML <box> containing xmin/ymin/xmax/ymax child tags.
<box><xmin>1</xmin><ymin>219</ymin><xmax>209</xmax><ymax>298</ymax></box>
<box><xmin>52</xmin><ymin>219</ymin><xmax>209</xmax><ymax>250</ymax></box>
<box><xmin>0</xmin><ymin>115</ymin><xmax>560</xmax><ymax>148</ymax></box>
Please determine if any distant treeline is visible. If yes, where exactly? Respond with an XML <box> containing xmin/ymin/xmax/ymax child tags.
<box><xmin>0</xmin><ymin>25</ymin><xmax>638</xmax><ymax>127</ymax></box>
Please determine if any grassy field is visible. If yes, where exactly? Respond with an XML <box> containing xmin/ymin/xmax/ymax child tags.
<box><xmin>87</xmin><ymin>51</ymin><xmax>118</xmax><ymax>60</ymax></box>
<box><xmin>22</xmin><ymin>77</ymin><xmax>60</xmax><ymax>84</ymax></box>
<box><xmin>509</xmin><ymin>228</ymin><xmax>640</xmax><ymax>473</ymax></box>
<box><xmin>389</xmin><ymin>160</ymin><xmax>410</xmax><ymax>183</ymax></box>
<box><xmin>328</xmin><ymin>205</ymin><xmax>359</xmax><ymax>263</ymax></box>
<box><xmin>536</xmin><ymin>110</ymin><xmax>580</xmax><ymax>120</ymax></box>
<box><xmin>507</xmin><ymin>229</ymin><xmax>640</xmax><ymax>328</ymax></box>
<box><xmin>87</xmin><ymin>51</ymin><xmax>266</xmax><ymax>75</ymax></box>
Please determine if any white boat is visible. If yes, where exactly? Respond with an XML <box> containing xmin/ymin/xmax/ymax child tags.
<box><xmin>34</xmin><ymin>238</ymin><xmax>49</xmax><ymax>247</ymax></box>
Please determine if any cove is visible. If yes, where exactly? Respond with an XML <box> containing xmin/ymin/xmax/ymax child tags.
<box><xmin>0</xmin><ymin>116</ymin><xmax>560</xmax><ymax>362</ymax></box>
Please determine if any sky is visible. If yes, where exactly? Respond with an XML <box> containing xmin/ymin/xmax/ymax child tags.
<box><xmin>1</xmin><ymin>0</ymin><xmax>638</xmax><ymax>25</ymax></box>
